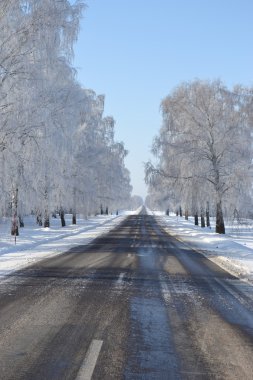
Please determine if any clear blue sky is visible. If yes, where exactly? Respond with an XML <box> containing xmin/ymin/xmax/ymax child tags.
<box><xmin>73</xmin><ymin>0</ymin><xmax>253</xmax><ymax>199</ymax></box>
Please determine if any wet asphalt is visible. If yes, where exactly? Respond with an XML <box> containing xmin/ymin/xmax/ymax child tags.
<box><xmin>1</xmin><ymin>209</ymin><xmax>253</xmax><ymax>379</ymax></box>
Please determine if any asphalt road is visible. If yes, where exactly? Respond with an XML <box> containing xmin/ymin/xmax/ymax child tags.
<box><xmin>1</xmin><ymin>208</ymin><xmax>253</xmax><ymax>379</ymax></box>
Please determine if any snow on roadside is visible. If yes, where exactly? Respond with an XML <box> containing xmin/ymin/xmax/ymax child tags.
<box><xmin>149</xmin><ymin>210</ymin><xmax>253</xmax><ymax>284</ymax></box>
<box><xmin>0</xmin><ymin>210</ymin><xmax>138</xmax><ymax>279</ymax></box>
<box><xmin>3</xmin><ymin>206</ymin><xmax>252</xmax><ymax>285</ymax></box>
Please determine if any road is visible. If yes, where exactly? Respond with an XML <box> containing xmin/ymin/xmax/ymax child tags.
<box><xmin>1</xmin><ymin>208</ymin><xmax>253</xmax><ymax>379</ymax></box>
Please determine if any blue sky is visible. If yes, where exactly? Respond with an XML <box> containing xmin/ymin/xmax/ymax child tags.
<box><xmin>73</xmin><ymin>0</ymin><xmax>253</xmax><ymax>199</ymax></box>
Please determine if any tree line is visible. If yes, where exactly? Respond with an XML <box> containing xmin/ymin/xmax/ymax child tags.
<box><xmin>0</xmin><ymin>0</ymin><xmax>132</xmax><ymax>235</ymax></box>
<box><xmin>145</xmin><ymin>80</ymin><xmax>253</xmax><ymax>234</ymax></box>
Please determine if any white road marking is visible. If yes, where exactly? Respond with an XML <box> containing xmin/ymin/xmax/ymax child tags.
<box><xmin>76</xmin><ymin>339</ymin><xmax>103</xmax><ymax>380</ymax></box>
<box><xmin>116</xmin><ymin>272</ymin><xmax>125</xmax><ymax>285</ymax></box>
<box><xmin>159</xmin><ymin>275</ymin><xmax>172</xmax><ymax>302</ymax></box>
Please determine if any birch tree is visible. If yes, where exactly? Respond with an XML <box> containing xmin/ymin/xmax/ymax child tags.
<box><xmin>0</xmin><ymin>1</ymin><xmax>132</xmax><ymax>234</ymax></box>
<box><xmin>146</xmin><ymin>80</ymin><xmax>253</xmax><ymax>233</ymax></box>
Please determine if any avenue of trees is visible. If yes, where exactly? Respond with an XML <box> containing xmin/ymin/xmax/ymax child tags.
<box><xmin>145</xmin><ymin>80</ymin><xmax>253</xmax><ymax>234</ymax></box>
<box><xmin>0</xmin><ymin>0</ymin><xmax>132</xmax><ymax>235</ymax></box>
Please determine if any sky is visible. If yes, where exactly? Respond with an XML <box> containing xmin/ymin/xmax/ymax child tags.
<box><xmin>73</xmin><ymin>0</ymin><xmax>253</xmax><ymax>199</ymax></box>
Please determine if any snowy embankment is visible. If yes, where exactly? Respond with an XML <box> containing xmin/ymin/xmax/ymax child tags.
<box><xmin>0</xmin><ymin>210</ymin><xmax>139</xmax><ymax>279</ymax></box>
<box><xmin>150</xmin><ymin>210</ymin><xmax>253</xmax><ymax>284</ymax></box>
<box><xmin>2</xmin><ymin>208</ymin><xmax>253</xmax><ymax>285</ymax></box>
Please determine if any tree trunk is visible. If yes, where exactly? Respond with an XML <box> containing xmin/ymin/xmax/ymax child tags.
<box><xmin>216</xmin><ymin>201</ymin><xmax>225</xmax><ymax>234</ymax></box>
<box><xmin>185</xmin><ymin>209</ymin><xmax>188</xmax><ymax>220</ymax></box>
<box><xmin>43</xmin><ymin>187</ymin><xmax>50</xmax><ymax>228</ymax></box>
<box><xmin>37</xmin><ymin>213</ymin><xmax>43</xmax><ymax>226</ymax></box>
<box><xmin>11</xmin><ymin>222</ymin><xmax>19</xmax><ymax>236</ymax></box>
<box><xmin>179</xmin><ymin>206</ymin><xmax>182</xmax><ymax>217</ymax></box>
<box><xmin>11</xmin><ymin>188</ymin><xmax>19</xmax><ymax>236</ymax></box>
<box><xmin>201</xmin><ymin>208</ymin><xmax>205</xmax><ymax>228</ymax></box>
<box><xmin>206</xmin><ymin>202</ymin><xmax>210</xmax><ymax>227</ymax></box>
<box><xmin>194</xmin><ymin>213</ymin><xmax>199</xmax><ymax>226</ymax></box>
<box><xmin>60</xmin><ymin>209</ymin><xmax>66</xmax><ymax>227</ymax></box>
<box><xmin>19</xmin><ymin>215</ymin><xmax>24</xmax><ymax>228</ymax></box>
<box><xmin>44</xmin><ymin>213</ymin><xmax>50</xmax><ymax>228</ymax></box>
<box><xmin>72</xmin><ymin>187</ymin><xmax>77</xmax><ymax>224</ymax></box>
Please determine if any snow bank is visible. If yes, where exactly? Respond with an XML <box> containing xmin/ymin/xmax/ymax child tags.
<box><xmin>2</xmin><ymin>209</ymin><xmax>253</xmax><ymax>285</ymax></box>
<box><xmin>0</xmin><ymin>213</ymin><xmax>132</xmax><ymax>278</ymax></box>
<box><xmin>149</xmin><ymin>209</ymin><xmax>253</xmax><ymax>284</ymax></box>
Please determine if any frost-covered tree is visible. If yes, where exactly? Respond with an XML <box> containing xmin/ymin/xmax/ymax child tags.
<box><xmin>0</xmin><ymin>0</ymin><xmax>86</xmax><ymax>229</ymax></box>
<box><xmin>0</xmin><ymin>0</ymin><xmax>132</xmax><ymax>235</ymax></box>
<box><xmin>146</xmin><ymin>80</ymin><xmax>253</xmax><ymax>233</ymax></box>
<box><xmin>71</xmin><ymin>92</ymin><xmax>132</xmax><ymax>216</ymax></box>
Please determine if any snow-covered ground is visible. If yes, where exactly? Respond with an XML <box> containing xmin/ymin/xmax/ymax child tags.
<box><xmin>1</xmin><ymin>208</ymin><xmax>253</xmax><ymax>285</ymax></box>
<box><xmin>0</xmin><ymin>210</ymin><xmax>139</xmax><ymax>279</ymax></box>
<box><xmin>150</xmin><ymin>210</ymin><xmax>253</xmax><ymax>284</ymax></box>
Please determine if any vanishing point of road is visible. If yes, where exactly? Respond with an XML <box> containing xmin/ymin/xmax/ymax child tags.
<box><xmin>1</xmin><ymin>208</ymin><xmax>253</xmax><ymax>379</ymax></box>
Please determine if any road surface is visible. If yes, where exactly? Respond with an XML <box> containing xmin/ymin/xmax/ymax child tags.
<box><xmin>1</xmin><ymin>208</ymin><xmax>253</xmax><ymax>379</ymax></box>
